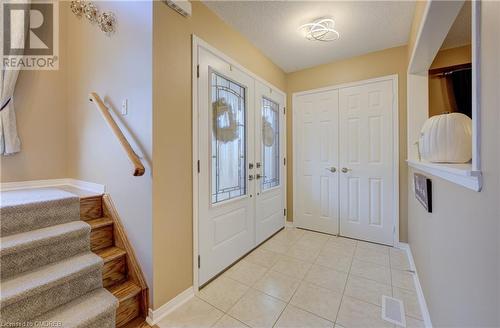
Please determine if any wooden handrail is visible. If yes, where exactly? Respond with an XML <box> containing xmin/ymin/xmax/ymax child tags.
<box><xmin>89</xmin><ymin>92</ymin><xmax>145</xmax><ymax>176</ymax></box>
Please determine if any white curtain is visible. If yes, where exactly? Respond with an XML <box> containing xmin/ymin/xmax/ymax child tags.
<box><xmin>0</xmin><ymin>3</ymin><xmax>25</xmax><ymax>155</ymax></box>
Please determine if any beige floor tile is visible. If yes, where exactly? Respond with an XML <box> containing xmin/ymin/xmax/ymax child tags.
<box><xmin>323</xmin><ymin>238</ymin><xmax>356</xmax><ymax>257</ymax></box>
<box><xmin>336</xmin><ymin>296</ymin><xmax>392</xmax><ymax>328</ymax></box>
<box><xmin>228</xmin><ymin>289</ymin><xmax>286</xmax><ymax>328</ymax></box>
<box><xmin>393</xmin><ymin>287</ymin><xmax>422</xmax><ymax>320</ymax></box>
<box><xmin>350</xmin><ymin>260</ymin><xmax>391</xmax><ymax>285</ymax></box>
<box><xmin>391</xmin><ymin>269</ymin><xmax>416</xmax><ymax>291</ymax></box>
<box><xmin>344</xmin><ymin>275</ymin><xmax>392</xmax><ymax>306</ymax></box>
<box><xmin>294</xmin><ymin>240</ymin><xmax>326</xmax><ymax>253</ymax></box>
<box><xmin>406</xmin><ymin>316</ymin><xmax>425</xmax><ymax>328</ymax></box>
<box><xmin>389</xmin><ymin>248</ymin><xmax>411</xmax><ymax>271</ymax></box>
<box><xmin>287</xmin><ymin>244</ymin><xmax>321</xmax><ymax>263</ymax></box>
<box><xmin>245</xmin><ymin>248</ymin><xmax>281</xmax><ymax>268</ymax></box>
<box><xmin>290</xmin><ymin>281</ymin><xmax>342</xmax><ymax>322</ymax></box>
<box><xmin>275</xmin><ymin>305</ymin><xmax>334</xmax><ymax>328</ymax></box>
<box><xmin>356</xmin><ymin>241</ymin><xmax>390</xmax><ymax>253</ymax></box>
<box><xmin>304</xmin><ymin>264</ymin><xmax>348</xmax><ymax>293</ymax></box>
<box><xmin>253</xmin><ymin>270</ymin><xmax>301</xmax><ymax>302</ymax></box>
<box><xmin>273</xmin><ymin>229</ymin><xmax>303</xmax><ymax>245</ymax></box>
<box><xmin>157</xmin><ymin>297</ymin><xmax>223</xmax><ymax>328</ymax></box>
<box><xmin>262</xmin><ymin>238</ymin><xmax>290</xmax><ymax>254</ymax></box>
<box><xmin>212</xmin><ymin>315</ymin><xmax>249</xmax><ymax>328</ymax></box>
<box><xmin>198</xmin><ymin>276</ymin><xmax>249</xmax><ymax>311</ymax></box>
<box><xmin>315</xmin><ymin>249</ymin><xmax>352</xmax><ymax>273</ymax></box>
<box><xmin>225</xmin><ymin>260</ymin><xmax>268</xmax><ymax>286</ymax></box>
<box><xmin>354</xmin><ymin>246</ymin><xmax>390</xmax><ymax>267</ymax></box>
<box><xmin>271</xmin><ymin>256</ymin><xmax>313</xmax><ymax>279</ymax></box>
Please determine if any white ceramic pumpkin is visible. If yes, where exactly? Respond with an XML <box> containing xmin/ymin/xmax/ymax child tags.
<box><xmin>418</xmin><ymin>113</ymin><xmax>472</xmax><ymax>163</ymax></box>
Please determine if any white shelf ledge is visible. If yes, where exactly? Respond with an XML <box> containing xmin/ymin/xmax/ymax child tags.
<box><xmin>407</xmin><ymin>160</ymin><xmax>482</xmax><ymax>192</ymax></box>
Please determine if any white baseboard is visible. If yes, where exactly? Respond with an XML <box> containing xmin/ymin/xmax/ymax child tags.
<box><xmin>0</xmin><ymin>178</ymin><xmax>105</xmax><ymax>194</ymax></box>
<box><xmin>146</xmin><ymin>287</ymin><xmax>194</xmax><ymax>326</ymax></box>
<box><xmin>397</xmin><ymin>242</ymin><xmax>433</xmax><ymax>328</ymax></box>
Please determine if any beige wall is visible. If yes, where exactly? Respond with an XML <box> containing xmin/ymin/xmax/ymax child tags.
<box><xmin>428</xmin><ymin>45</ymin><xmax>471</xmax><ymax>117</ymax></box>
<box><xmin>0</xmin><ymin>9</ymin><xmax>68</xmax><ymax>182</ymax></box>
<box><xmin>407</xmin><ymin>1</ymin><xmax>428</xmax><ymax>62</ymax></box>
<box><xmin>286</xmin><ymin>46</ymin><xmax>409</xmax><ymax>242</ymax></box>
<box><xmin>1</xmin><ymin>1</ymin><xmax>154</xmax><ymax>296</ymax></box>
<box><xmin>65</xmin><ymin>1</ymin><xmax>153</xmax><ymax>291</ymax></box>
<box><xmin>152</xmin><ymin>1</ymin><xmax>286</xmax><ymax>309</ymax></box>
<box><xmin>407</xmin><ymin>2</ymin><xmax>500</xmax><ymax>326</ymax></box>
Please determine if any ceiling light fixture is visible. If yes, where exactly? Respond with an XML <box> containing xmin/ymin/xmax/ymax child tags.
<box><xmin>299</xmin><ymin>18</ymin><xmax>340</xmax><ymax>42</ymax></box>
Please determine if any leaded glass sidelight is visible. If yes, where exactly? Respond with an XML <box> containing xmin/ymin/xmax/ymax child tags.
<box><xmin>211</xmin><ymin>72</ymin><xmax>246</xmax><ymax>204</ymax></box>
<box><xmin>261</xmin><ymin>97</ymin><xmax>280</xmax><ymax>190</ymax></box>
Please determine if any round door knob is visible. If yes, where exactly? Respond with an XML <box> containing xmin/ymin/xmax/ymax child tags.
<box><xmin>341</xmin><ymin>167</ymin><xmax>351</xmax><ymax>173</ymax></box>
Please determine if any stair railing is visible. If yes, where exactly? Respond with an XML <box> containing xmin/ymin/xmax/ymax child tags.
<box><xmin>89</xmin><ymin>92</ymin><xmax>145</xmax><ymax>176</ymax></box>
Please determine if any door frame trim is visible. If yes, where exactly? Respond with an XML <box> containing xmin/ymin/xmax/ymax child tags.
<box><xmin>292</xmin><ymin>74</ymin><xmax>399</xmax><ymax>246</ymax></box>
<box><xmin>192</xmin><ymin>35</ymin><xmax>287</xmax><ymax>291</ymax></box>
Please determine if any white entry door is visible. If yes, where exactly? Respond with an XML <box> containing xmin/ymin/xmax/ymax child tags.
<box><xmin>339</xmin><ymin>80</ymin><xmax>395</xmax><ymax>245</ymax></box>
<box><xmin>198</xmin><ymin>48</ymin><xmax>256</xmax><ymax>285</ymax></box>
<box><xmin>255</xmin><ymin>81</ymin><xmax>286</xmax><ymax>244</ymax></box>
<box><xmin>294</xmin><ymin>90</ymin><xmax>340</xmax><ymax>235</ymax></box>
<box><xmin>197</xmin><ymin>47</ymin><xmax>286</xmax><ymax>286</ymax></box>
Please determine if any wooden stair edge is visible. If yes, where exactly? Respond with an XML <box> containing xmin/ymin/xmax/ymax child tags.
<box><xmin>79</xmin><ymin>193</ymin><xmax>150</xmax><ymax>327</ymax></box>
<box><xmin>102</xmin><ymin>194</ymin><xmax>149</xmax><ymax>319</ymax></box>
<box><xmin>87</xmin><ymin>217</ymin><xmax>114</xmax><ymax>229</ymax></box>
<box><xmin>96</xmin><ymin>246</ymin><xmax>127</xmax><ymax>263</ymax></box>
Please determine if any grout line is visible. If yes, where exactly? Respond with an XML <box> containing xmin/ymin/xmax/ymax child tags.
<box><xmin>333</xmin><ymin>238</ymin><xmax>357</xmax><ymax>325</ymax></box>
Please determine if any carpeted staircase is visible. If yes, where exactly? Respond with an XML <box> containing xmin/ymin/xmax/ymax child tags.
<box><xmin>0</xmin><ymin>188</ymin><xmax>118</xmax><ymax>327</ymax></box>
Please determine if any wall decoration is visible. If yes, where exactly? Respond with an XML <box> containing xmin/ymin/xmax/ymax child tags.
<box><xmin>70</xmin><ymin>0</ymin><xmax>84</xmax><ymax>17</ymax></box>
<box><xmin>70</xmin><ymin>1</ymin><xmax>117</xmax><ymax>35</ymax></box>
<box><xmin>414</xmin><ymin>173</ymin><xmax>432</xmax><ymax>213</ymax></box>
<box><xmin>83</xmin><ymin>2</ymin><xmax>98</xmax><ymax>23</ymax></box>
<box><xmin>98</xmin><ymin>12</ymin><xmax>117</xmax><ymax>34</ymax></box>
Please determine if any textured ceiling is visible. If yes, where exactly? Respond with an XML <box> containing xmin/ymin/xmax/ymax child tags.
<box><xmin>203</xmin><ymin>1</ymin><xmax>416</xmax><ymax>73</ymax></box>
<box><xmin>441</xmin><ymin>1</ymin><xmax>471</xmax><ymax>50</ymax></box>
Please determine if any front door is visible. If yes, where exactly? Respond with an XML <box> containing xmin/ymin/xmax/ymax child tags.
<box><xmin>198</xmin><ymin>48</ymin><xmax>255</xmax><ymax>285</ymax></box>
<box><xmin>255</xmin><ymin>81</ymin><xmax>286</xmax><ymax>244</ymax></box>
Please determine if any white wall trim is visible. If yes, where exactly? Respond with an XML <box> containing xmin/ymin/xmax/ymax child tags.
<box><xmin>397</xmin><ymin>242</ymin><xmax>433</xmax><ymax>328</ymax></box>
<box><xmin>146</xmin><ymin>287</ymin><xmax>194</xmax><ymax>325</ymax></box>
<box><xmin>407</xmin><ymin>160</ymin><xmax>482</xmax><ymax>191</ymax></box>
<box><xmin>192</xmin><ymin>35</ymin><xmax>287</xmax><ymax>290</ymax></box>
<box><xmin>407</xmin><ymin>1</ymin><xmax>482</xmax><ymax>190</ymax></box>
<box><xmin>292</xmin><ymin>74</ymin><xmax>400</xmax><ymax>246</ymax></box>
<box><xmin>0</xmin><ymin>178</ymin><xmax>105</xmax><ymax>194</ymax></box>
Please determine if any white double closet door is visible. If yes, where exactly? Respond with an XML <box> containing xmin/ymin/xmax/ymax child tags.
<box><xmin>294</xmin><ymin>78</ymin><xmax>396</xmax><ymax>246</ymax></box>
<box><xmin>197</xmin><ymin>48</ymin><xmax>285</xmax><ymax>286</ymax></box>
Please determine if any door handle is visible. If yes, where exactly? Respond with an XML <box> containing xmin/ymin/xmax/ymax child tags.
<box><xmin>341</xmin><ymin>167</ymin><xmax>352</xmax><ymax>173</ymax></box>
<box><xmin>248</xmin><ymin>175</ymin><xmax>254</xmax><ymax>181</ymax></box>
<box><xmin>325</xmin><ymin>167</ymin><xmax>336</xmax><ymax>173</ymax></box>
<box><xmin>256</xmin><ymin>174</ymin><xmax>262</xmax><ymax>180</ymax></box>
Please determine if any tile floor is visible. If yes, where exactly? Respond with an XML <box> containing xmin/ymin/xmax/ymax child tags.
<box><xmin>157</xmin><ymin>227</ymin><xmax>424</xmax><ymax>328</ymax></box>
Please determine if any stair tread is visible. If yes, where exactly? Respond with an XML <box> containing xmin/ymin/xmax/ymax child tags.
<box><xmin>32</xmin><ymin>288</ymin><xmax>118</xmax><ymax>327</ymax></box>
<box><xmin>87</xmin><ymin>217</ymin><xmax>113</xmax><ymax>229</ymax></box>
<box><xmin>96</xmin><ymin>246</ymin><xmax>126</xmax><ymax>262</ymax></box>
<box><xmin>108</xmin><ymin>280</ymin><xmax>141</xmax><ymax>302</ymax></box>
<box><xmin>1</xmin><ymin>221</ymin><xmax>90</xmax><ymax>254</ymax></box>
<box><xmin>1</xmin><ymin>252</ymin><xmax>102</xmax><ymax>305</ymax></box>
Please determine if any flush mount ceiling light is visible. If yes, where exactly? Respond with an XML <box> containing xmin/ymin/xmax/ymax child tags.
<box><xmin>299</xmin><ymin>18</ymin><xmax>340</xmax><ymax>42</ymax></box>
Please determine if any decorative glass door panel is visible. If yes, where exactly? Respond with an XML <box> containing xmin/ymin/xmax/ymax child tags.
<box><xmin>211</xmin><ymin>72</ymin><xmax>247</xmax><ymax>204</ymax></box>
<box><xmin>261</xmin><ymin>97</ymin><xmax>280</xmax><ymax>190</ymax></box>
